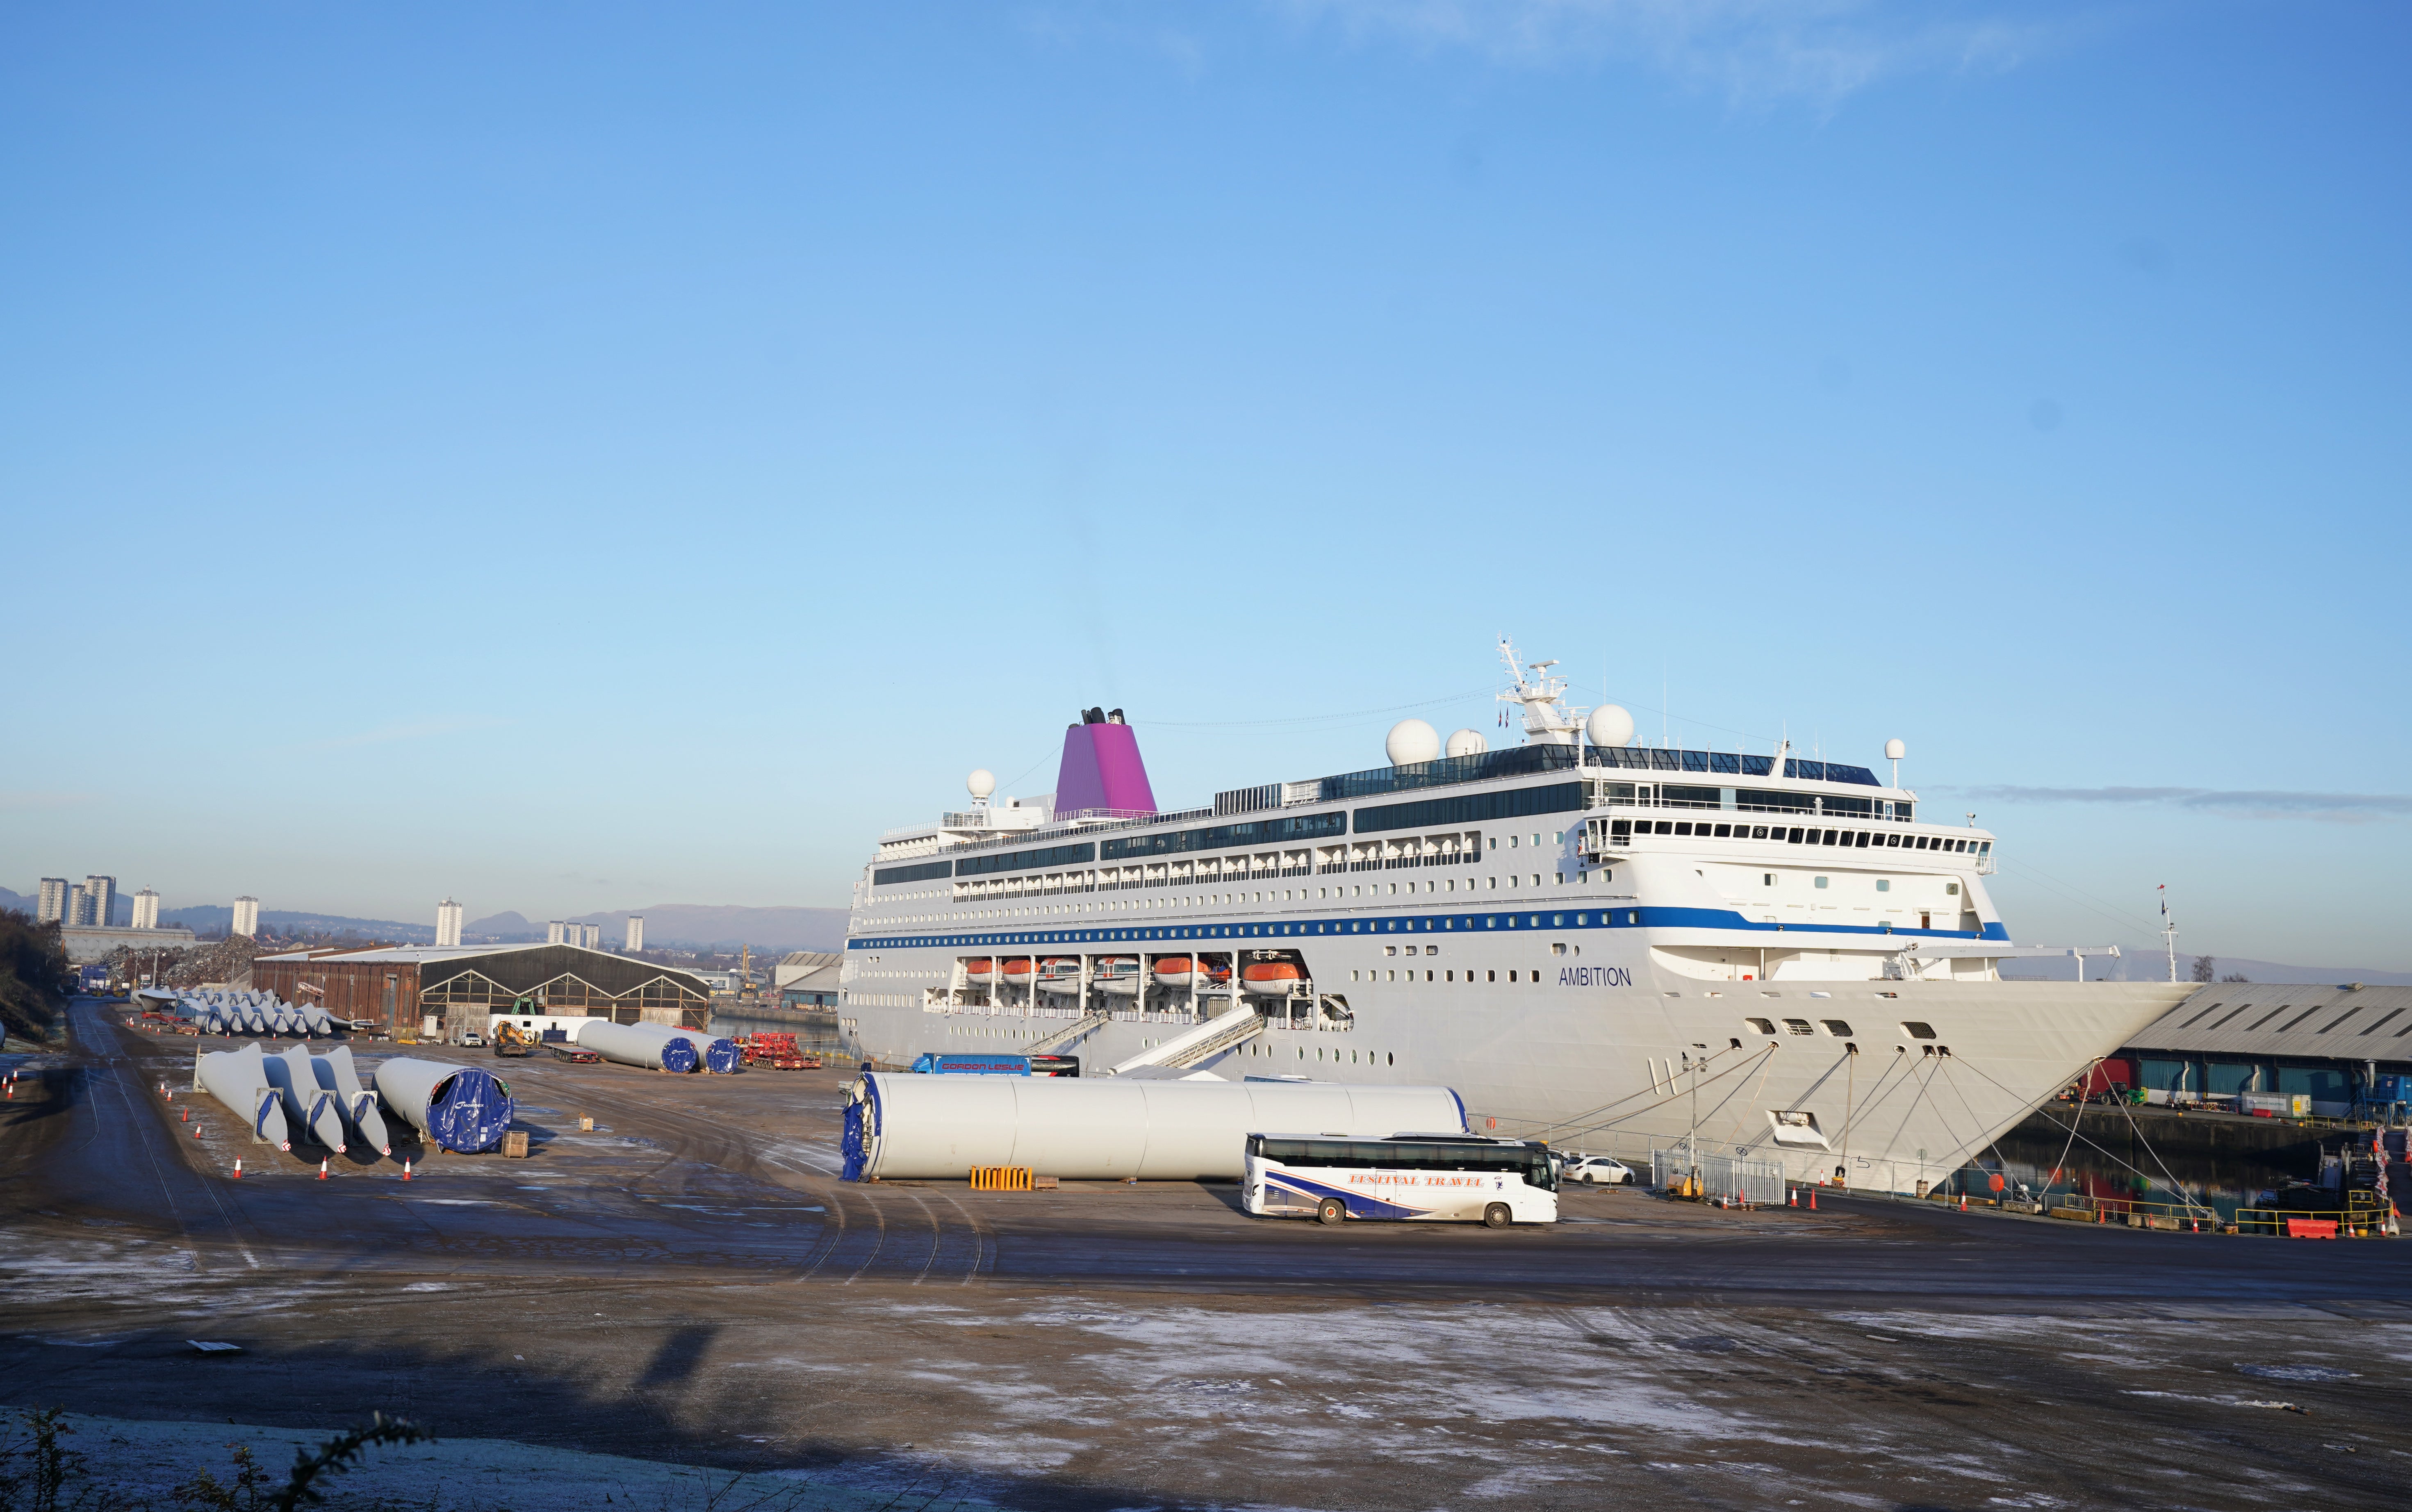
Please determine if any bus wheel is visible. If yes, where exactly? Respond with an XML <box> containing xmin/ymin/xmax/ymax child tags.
<box><xmin>1316</xmin><ymin>1198</ymin><xmax>1346</xmax><ymax>1226</ymax></box>
<box><xmin>1483</xmin><ymin>1203</ymin><xmax>1512</xmax><ymax>1229</ymax></box>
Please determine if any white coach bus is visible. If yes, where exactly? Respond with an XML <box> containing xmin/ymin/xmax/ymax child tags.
<box><xmin>1242</xmin><ymin>1133</ymin><xmax>1560</xmax><ymax>1228</ymax></box>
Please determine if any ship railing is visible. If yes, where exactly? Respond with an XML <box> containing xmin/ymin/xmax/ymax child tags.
<box><xmin>1349</xmin><ymin>854</ymin><xmax>1472</xmax><ymax>872</ymax></box>
<box><xmin>1590</xmin><ymin>795</ymin><xmax>1912</xmax><ymax>821</ymax></box>
<box><xmin>2233</xmin><ymin>1203</ymin><xmax>2392</xmax><ymax>1239</ymax></box>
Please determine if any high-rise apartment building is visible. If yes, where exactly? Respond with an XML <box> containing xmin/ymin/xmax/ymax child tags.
<box><xmin>68</xmin><ymin>884</ymin><xmax>91</xmax><ymax>926</ymax></box>
<box><xmin>547</xmin><ymin>920</ymin><xmax>566</xmax><ymax>946</ymax></box>
<box><xmin>130</xmin><ymin>889</ymin><xmax>161</xmax><ymax>930</ymax></box>
<box><xmin>37</xmin><ymin>878</ymin><xmax>69</xmax><ymax>925</ymax></box>
<box><xmin>231</xmin><ymin>897</ymin><xmax>260</xmax><ymax>937</ymax></box>
<box><xmin>435</xmin><ymin>898</ymin><xmax>463</xmax><ymax>949</ymax></box>
<box><xmin>84</xmin><ymin>876</ymin><xmax>118</xmax><ymax>928</ymax></box>
<box><xmin>625</xmin><ymin>915</ymin><xmax>645</xmax><ymax>952</ymax></box>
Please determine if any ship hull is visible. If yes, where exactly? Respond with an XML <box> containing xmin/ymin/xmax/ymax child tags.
<box><xmin>834</xmin><ymin>916</ymin><xmax>2191</xmax><ymax>1193</ymax></box>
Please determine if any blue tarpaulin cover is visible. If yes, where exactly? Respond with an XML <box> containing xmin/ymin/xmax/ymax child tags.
<box><xmin>427</xmin><ymin>1067</ymin><xmax>515</xmax><ymax>1152</ymax></box>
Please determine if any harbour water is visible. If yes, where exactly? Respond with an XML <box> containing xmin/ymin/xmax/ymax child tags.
<box><xmin>1952</xmin><ymin>1103</ymin><xmax>2336</xmax><ymax>1222</ymax></box>
<box><xmin>707</xmin><ymin>1005</ymin><xmax>847</xmax><ymax>1058</ymax></box>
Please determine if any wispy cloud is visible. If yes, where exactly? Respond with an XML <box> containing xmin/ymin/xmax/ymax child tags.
<box><xmin>1961</xmin><ymin>785</ymin><xmax>2412</xmax><ymax>823</ymax></box>
<box><xmin>303</xmin><ymin>717</ymin><xmax>507</xmax><ymax>753</ymax></box>
<box><xmin>1277</xmin><ymin>0</ymin><xmax>2074</xmax><ymax>108</ymax></box>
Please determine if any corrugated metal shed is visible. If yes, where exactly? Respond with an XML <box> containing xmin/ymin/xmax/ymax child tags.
<box><xmin>775</xmin><ymin>950</ymin><xmax>843</xmax><ymax>989</ymax></box>
<box><xmin>2126</xmin><ymin>982</ymin><xmax>2412</xmax><ymax>1062</ymax></box>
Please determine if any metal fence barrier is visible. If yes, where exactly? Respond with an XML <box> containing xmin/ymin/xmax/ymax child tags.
<box><xmin>1651</xmin><ymin>1148</ymin><xmax>1786</xmax><ymax>1206</ymax></box>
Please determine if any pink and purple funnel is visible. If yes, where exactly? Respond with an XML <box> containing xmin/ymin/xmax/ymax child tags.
<box><xmin>1053</xmin><ymin>708</ymin><xmax>1157</xmax><ymax>818</ymax></box>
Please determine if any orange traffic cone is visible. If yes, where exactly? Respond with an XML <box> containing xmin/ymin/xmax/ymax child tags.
<box><xmin>1960</xmin><ymin>1193</ymin><xmax>1968</xmax><ymax>1213</ymax></box>
<box><xmin>402</xmin><ymin>1160</ymin><xmax>413</xmax><ymax>1181</ymax></box>
<box><xmin>232</xmin><ymin>1160</ymin><xmax>243</xmax><ymax>1179</ymax></box>
<box><xmin>181</xmin><ymin>1107</ymin><xmax>189</xmax><ymax>1123</ymax></box>
<box><xmin>317</xmin><ymin>1160</ymin><xmax>329</xmax><ymax>1181</ymax></box>
<box><xmin>1808</xmin><ymin>1188</ymin><xmax>1817</xmax><ymax>1210</ymax></box>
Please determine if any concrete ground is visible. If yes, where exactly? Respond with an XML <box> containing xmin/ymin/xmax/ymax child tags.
<box><xmin>3</xmin><ymin>998</ymin><xmax>2408</xmax><ymax>1510</ymax></box>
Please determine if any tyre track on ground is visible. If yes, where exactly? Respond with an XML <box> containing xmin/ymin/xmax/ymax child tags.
<box><xmin>82</xmin><ymin>1003</ymin><xmax>264</xmax><ymax>1271</ymax></box>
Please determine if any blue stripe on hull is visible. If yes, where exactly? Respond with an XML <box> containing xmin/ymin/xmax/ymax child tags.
<box><xmin>851</xmin><ymin>909</ymin><xmax>2009</xmax><ymax>950</ymax></box>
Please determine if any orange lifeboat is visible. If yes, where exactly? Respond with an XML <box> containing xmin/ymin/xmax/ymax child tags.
<box><xmin>1153</xmin><ymin>956</ymin><xmax>1232</xmax><ymax>989</ymax></box>
<box><xmin>1241</xmin><ymin>961</ymin><xmax>1307</xmax><ymax>997</ymax></box>
<box><xmin>962</xmin><ymin>959</ymin><xmax>995</xmax><ymax>985</ymax></box>
<box><xmin>1001</xmin><ymin>958</ymin><xmax>1034</xmax><ymax>986</ymax></box>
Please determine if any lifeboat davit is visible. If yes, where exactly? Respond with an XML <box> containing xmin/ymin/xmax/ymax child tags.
<box><xmin>1241</xmin><ymin>961</ymin><xmax>1307</xmax><ymax>997</ymax></box>
<box><xmin>963</xmin><ymin>959</ymin><xmax>995</xmax><ymax>985</ymax></box>
<box><xmin>1092</xmin><ymin>956</ymin><xmax>1141</xmax><ymax>996</ymax></box>
<box><xmin>1001</xmin><ymin>958</ymin><xmax>1034</xmax><ymax>986</ymax></box>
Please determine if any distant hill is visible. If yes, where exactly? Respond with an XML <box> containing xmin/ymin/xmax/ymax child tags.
<box><xmin>161</xmin><ymin>904</ymin><xmax>437</xmax><ymax>943</ymax></box>
<box><xmin>1999</xmin><ymin>950</ymin><xmax>2412</xmax><ymax>986</ymax></box>
<box><xmin>462</xmin><ymin>911</ymin><xmax>544</xmax><ymax>942</ymax></box>
<box><xmin>464</xmin><ymin>904</ymin><xmax>847</xmax><ymax>951</ymax></box>
<box><xmin>565</xmin><ymin>905</ymin><xmax>848</xmax><ymax>952</ymax></box>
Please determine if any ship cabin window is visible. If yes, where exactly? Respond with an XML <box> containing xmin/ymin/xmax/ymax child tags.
<box><xmin>1487</xmin><ymin>970</ymin><xmax>1496</xmax><ymax>982</ymax></box>
<box><xmin>1876</xmin><ymin>879</ymin><xmax>1890</xmax><ymax>892</ymax></box>
<box><xmin>1945</xmin><ymin>884</ymin><xmax>1960</xmax><ymax>896</ymax></box>
<box><xmin>1821</xmin><ymin>1020</ymin><xmax>1852</xmax><ymax>1036</ymax></box>
<box><xmin>1763</xmin><ymin>874</ymin><xmax>1774</xmax><ymax>886</ymax></box>
<box><xmin>1813</xmin><ymin>877</ymin><xmax>1828</xmax><ymax>889</ymax></box>
<box><xmin>1746</xmin><ymin>1017</ymin><xmax>1777</xmax><ymax>1035</ymax></box>
<box><xmin>1902</xmin><ymin>1021</ymin><xmax>1936</xmax><ymax>1040</ymax></box>
<box><xmin>1655</xmin><ymin>822</ymin><xmax>1673</xmax><ymax>835</ymax></box>
<box><xmin>1508</xmin><ymin>835</ymin><xmax>1519</xmax><ymax>847</ymax></box>
<box><xmin>1783</xmin><ymin>1018</ymin><xmax>1814</xmax><ymax>1035</ymax></box>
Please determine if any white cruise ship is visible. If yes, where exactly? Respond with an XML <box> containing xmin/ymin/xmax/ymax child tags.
<box><xmin>839</xmin><ymin>643</ymin><xmax>2191</xmax><ymax>1193</ymax></box>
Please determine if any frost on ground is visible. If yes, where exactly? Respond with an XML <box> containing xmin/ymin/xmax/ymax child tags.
<box><xmin>28</xmin><ymin>1412</ymin><xmax>1006</xmax><ymax>1512</ymax></box>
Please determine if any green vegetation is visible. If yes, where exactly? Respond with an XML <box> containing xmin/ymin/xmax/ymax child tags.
<box><xmin>0</xmin><ymin>910</ymin><xmax>71</xmax><ymax>1047</ymax></box>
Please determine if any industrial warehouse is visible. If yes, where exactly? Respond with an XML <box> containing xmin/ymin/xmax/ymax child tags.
<box><xmin>248</xmin><ymin>941</ymin><xmax>713</xmax><ymax>1041</ymax></box>
<box><xmin>2112</xmin><ymin>981</ymin><xmax>2412</xmax><ymax>1117</ymax></box>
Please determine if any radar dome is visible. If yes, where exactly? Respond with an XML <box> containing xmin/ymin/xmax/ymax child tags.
<box><xmin>1884</xmin><ymin>739</ymin><xmax>1906</xmax><ymax>761</ymax></box>
<box><xmin>1585</xmin><ymin>704</ymin><xmax>1636</xmax><ymax>749</ymax></box>
<box><xmin>966</xmin><ymin>769</ymin><xmax>997</xmax><ymax>800</ymax></box>
<box><xmin>1445</xmin><ymin>729</ymin><xmax>1488</xmax><ymax>758</ymax></box>
<box><xmin>1385</xmin><ymin>719</ymin><xmax>1442</xmax><ymax>766</ymax></box>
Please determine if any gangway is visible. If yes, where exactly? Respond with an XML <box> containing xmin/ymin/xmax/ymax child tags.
<box><xmin>1026</xmin><ymin>1013</ymin><xmax>1108</xmax><ymax>1055</ymax></box>
<box><xmin>1106</xmin><ymin>1007</ymin><xmax>1264</xmax><ymax>1077</ymax></box>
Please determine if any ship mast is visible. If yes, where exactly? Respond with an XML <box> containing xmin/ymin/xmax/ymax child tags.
<box><xmin>1496</xmin><ymin>636</ymin><xmax>1588</xmax><ymax>746</ymax></box>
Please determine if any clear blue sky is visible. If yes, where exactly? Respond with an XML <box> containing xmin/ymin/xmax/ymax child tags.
<box><xmin>6</xmin><ymin>3</ymin><xmax>2406</xmax><ymax>966</ymax></box>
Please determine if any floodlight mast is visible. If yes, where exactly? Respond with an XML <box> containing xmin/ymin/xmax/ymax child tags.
<box><xmin>2160</xmin><ymin>886</ymin><xmax>2179</xmax><ymax>984</ymax></box>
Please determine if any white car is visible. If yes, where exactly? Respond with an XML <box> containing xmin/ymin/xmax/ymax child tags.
<box><xmin>1562</xmin><ymin>1154</ymin><xmax>1634</xmax><ymax>1186</ymax></box>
